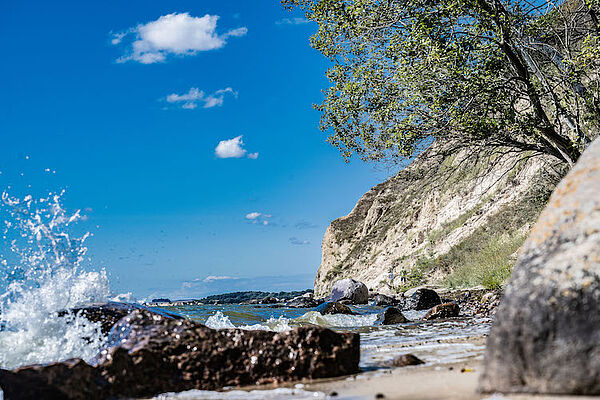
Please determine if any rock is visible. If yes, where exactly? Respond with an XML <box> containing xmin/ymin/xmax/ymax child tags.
<box><xmin>62</xmin><ymin>302</ymin><xmax>184</xmax><ymax>335</ymax></box>
<box><xmin>376</xmin><ymin>307</ymin><xmax>408</xmax><ymax>325</ymax></box>
<box><xmin>314</xmin><ymin>302</ymin><xmax>355</xmax><ymax>315</ymax></box>
<box><xmin>286</xmin><ymin>295</ymin><xmax>319</xmax><ymax>308</ymax></box>
<box><xmin>422</xmin><ymin>302</ymin><xmax>459</xmax><ymax>320</ymax></box>
<box><xmin>371</xmin><ymin>294</ymin><xmax>401</xmax><ymax>307</ymax></box>
<box><xmin>390</xmin><ymin>354</ymin><xmax>425</xmax><ymax>367</ymax></box>
<box><xmin>330</xmin><ymin>278</ymin><xmax>369</xmax><ymax>304</ymax></box>
<box><xmin>404</xmin><ymin>288</ymin><xmax>441</xmax><ymax>310</ymax></box>
<box><xmin>479</xmin><ymin>138</ymin><xmax>600</xmax><ymax>395</ymax></box>
<box><xmin>0</xmin><ymin>309</ymin><xmax>360</xmax><ymax>399</ymax></box>
<box><xmin>260</xmin><ymin>296</ymin><xmax>278</xmax><ymax>304</ymax></box>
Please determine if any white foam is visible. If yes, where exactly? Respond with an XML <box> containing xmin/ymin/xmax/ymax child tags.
<box><xmin>205</xmin><ymin>311</ymin><xmax>237</xmax><ymax>329</ymax></box>
<box><xmin>0</xmin><ymin>192</ymin><xmax>112</xmax><ymax>368</ymax></box>
<box><xmin>296</xmin><ymin>311</ymin><xmax>378</xmax><ymax>327</ymax></box>
<box><xmin>154</xmin><ymin>387</ymin><xmax>327</xmax><ymax>399</ymax></box>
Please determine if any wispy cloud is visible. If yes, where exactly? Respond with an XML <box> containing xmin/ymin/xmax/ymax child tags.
<box><xmin>275</xmin><ymin>17</ymin><xmax>311</xmax><ymax>26</ymax></box>
<box><xmin>289</xmin><ymin>237</ymin><xmax>310</xmax><ymax>245</ymax></box>
<box><xmin>111</xmin><ymin>13</ymin><xmax>247</xmax><ymax>64</ymax></box>
<box><xmin>245</xmin><ymin>212</ymin><xmax>272</xmax><ymax>225</ymax></box>
<box><xmin>166</xmin><ymin>87</ymin><xmax>237</xmax><ymax>109</ymax></box>
<box><xmin>295</xmin><ymin>221</ymin><xmax>318</xmax><ymax>230</ymax></box>
<box><xmin>215</xmin><ymin>136</ymin><xmax>258</xmax><ymax>159</ymax></box>
<box><xmin>202</xmin><ymin>275</ymin><xmax>237</xmax><ymax>283</ymax></box>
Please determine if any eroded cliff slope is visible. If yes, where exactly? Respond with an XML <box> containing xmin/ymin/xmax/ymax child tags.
<box><xmin>314</xmin><ymin>148</ymin><xmax>563</xmax><ymax>297</ymax></box>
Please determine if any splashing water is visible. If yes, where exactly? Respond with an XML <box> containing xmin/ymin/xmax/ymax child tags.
<box><xmin>0</xmin><ymin>191</ymin><xmax>111</xmax><ymax>368</ymax></box>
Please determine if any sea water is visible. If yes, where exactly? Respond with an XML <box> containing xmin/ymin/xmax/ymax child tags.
<box><xmin>0</xmin><ymin>191</ymin><xmax>491</xmax><ymax>399</ymax></box>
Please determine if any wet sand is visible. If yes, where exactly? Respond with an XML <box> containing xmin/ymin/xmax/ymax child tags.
<box><xmin>306</xmin><ymin>360</ymin><xmax>600</xmax><ymax>400</ymax></box>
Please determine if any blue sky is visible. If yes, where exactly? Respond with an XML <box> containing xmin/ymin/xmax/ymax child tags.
<box><xmin>0</xmin><ymin>0</ymin><xmax>394</xmax><ymax>300</ymax></box>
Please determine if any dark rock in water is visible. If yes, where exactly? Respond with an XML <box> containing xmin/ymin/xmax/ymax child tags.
<box><xmin>315</xmin><ymin>301</ymin><xmax>355</xmax><ymax>315</ymax></box>
<box><xmin>479</xmin><ymin>139</ymin><xmax>600</xmax><ymax>395</ymax></box>
<box><xmin>376</xmin><ymin>307</ymin><xmax>408</xmax><ymax>325</ymax></box>
<box><xmin>286</xmin><ymin>296</ymin><xmax>319</xmax><ymax>308</ymax></box>
<box><xmin>260</xmin><ymin>296</ymin><xmax>278</xmax><ymax>304</ymax></box>
<box><xmin>330</xmin><ymin>278</ymin><xmax>369</xmax><ymax>304</ymax></box>
<box><xmin>65</xmin><ymin>302</ymin><xmax>184</xmax><ymax>335</ymax></box>
<box><xmin>371</xmin><ymin>294</ymin><xmax>401</xmax><ymax>307</ymax></box>
<box><xmin>0</xmin><ymin>309</ymin><xmax>360</xmax><ymax>399</ymax></box>
<box><xmin>404</xmin><ymin>288</ymin><xmax>441</xmax><ymax>310</ymax></box>
<box><xmin>422</xmin><ymin>302</ymin><xmax>459</xmax><ymax>320</ymax></box>
<box><xmin>390</xmin><ymin>354</ymin><xmax>425</xmax><ymax>367</ymax></box>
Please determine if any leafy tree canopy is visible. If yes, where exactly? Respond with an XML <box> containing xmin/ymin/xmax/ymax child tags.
<box><xmin>284</xmin><ymin>0</ymin><xmax>600</xmax><ymax>165</ymax></box>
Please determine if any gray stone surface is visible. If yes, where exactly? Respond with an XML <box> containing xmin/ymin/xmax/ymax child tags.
<box><xmin>479</xmin><ymin>138</ymin><xmax>600</xmax><ymax>395</ymax></box>
<box><xmin>330</xmin><ymin>278</ymin><xmax>369</xmax><ymax>304</ymax></box>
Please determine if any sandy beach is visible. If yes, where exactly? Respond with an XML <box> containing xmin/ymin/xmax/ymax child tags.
<box><xmin>305</xmin><ymin>361</ymin><xmax>600</xmax><ymax>400</ymax></box>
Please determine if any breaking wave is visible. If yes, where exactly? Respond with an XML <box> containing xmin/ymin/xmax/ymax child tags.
<box><xmin>0</xmin><ymin>191</ymin><xmax>111</xmax><ymax>368</ymax></box>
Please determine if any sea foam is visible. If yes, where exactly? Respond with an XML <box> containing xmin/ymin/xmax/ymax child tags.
<box><xmin>0</xmin><ymin>191</ymin><xmax>111</xmax><ymax>368</ymax></box>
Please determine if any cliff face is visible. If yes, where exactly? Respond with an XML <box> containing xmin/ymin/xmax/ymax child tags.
<box><xmin>314</xmin><ymin>148</ymin><xmax>563</xmax><ymax>297</ymax></box>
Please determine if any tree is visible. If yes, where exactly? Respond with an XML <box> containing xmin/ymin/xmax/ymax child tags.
<box><xmin>283</xmin><ymin>0</ymin><xmax>600</xmax><ymax>166</ymax></box>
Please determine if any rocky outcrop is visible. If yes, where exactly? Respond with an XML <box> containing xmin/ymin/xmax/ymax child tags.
<box><xmin>422</xmin><ymin>302</ymin><xmax>459</xmax><ymax>320</ymax></box>
<box><xmin>314</xmin><ymin>146</ymin><xmax>560</xmax><ymax>297</ymax></box>
<box><xmin>330</xmin><ymin>278</ymin><xmax>369</xmax><ymax>304</ymax></box>
<box><xmin>0</xmin><ymin>309</ymin><xmax>360</xmax><ymax>399</ymax></box>
<box><xmin>479</xmin><ymin>138</ymin><xmax>600</xmax><ymax>395</ymax></box>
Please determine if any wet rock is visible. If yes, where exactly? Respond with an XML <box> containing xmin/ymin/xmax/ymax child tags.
<box><xmin>64</xmin><ymin>301</ymin><xmax>184</xmax><ymax>335</ymax></box>
<box><xmin>285</xmin><ymin>296</ymin><xmax>319</xmax><ymax>308</ymax></box>
<box><xmin>390</xmin><ymin>354</ymin><xmax>425</xmax><ymax>367</ymax></box>
<box><xmin>0</xmin><ymin>309</ymin><xmax>360</xmax><ymax>399</ymax></box>
<box><xmin>260</xmin><ymin>296</ymin><xmax>278</xmax><ymax>304</ymax></box>
<box><xmin>479</xmin><ymin>138</ymin><xmax>600</xmax><ymax>395</ymax></box>
<box><xmin>314</xmin><ymin>301</ymin><xmax>355</xmax><ymax>315</ymax></box>
<box><xmin>371</xmin><ymin>294</ymin><xmax>401</xmax><ymax>307</ymax></box>
<box><xmin>376</xmin><ymin>307</ymin><xmax>408</xmax><ymax>325</ymax></box>
<box><xmin>330</xmin><ymin>278</ymin><xmax>369</xmax><ymax>304</ymax></box>
<box><xmin>0</xmin><ymin>359</ymin><xmax>102</xmax><ymax>400</ymax></box>
<box><xmin>422</xmin><ymin>302</ymin><xmax>459</xmax><ymax>320</ymax></box>
<box><xmin>404</xmin><ymin>288</ymin><xmax>441</xmax><ymax>310</ymax></box>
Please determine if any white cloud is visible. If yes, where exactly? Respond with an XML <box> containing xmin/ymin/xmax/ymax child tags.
<box><xmin>245</xmin><ymin>212</ymin><xmax>262</xmax><ymax>220</ymax></box>
<box><xmin>245</xmin><ymin>212</ymin><xmax>272</xmax><ymax>225</ymax></box>
<box><xmin>112</xmin><ymin>13</ymin><xmax>247</xmax><ymax>64</ymax></box>
<box><xmin>215</xmin><ymin>135</ymin><xmax>246</xmax><ymax>158</ymax></box>
<box><xmin>289</xmin><ymin>237</ymin><xmax>311</xmax><ymax>245</ymax></box>
<box><xmin>202</xmin><ymin>275</ymin><xmax>236</xmax><ymax>283</ymax></box>
<box><xmin>215</xmin><ymin>136</ymin><xmax>258</xmax><ymax>159</ymax></box>
<box><xmin>166</xmin><ymin>87</ymin><xmax>237</xmax><ymax>109</ymax></box>
<box><xmin>275</xmin><ymin>17</ymin><xmax>311</xmax><ymax>25</ymax></box>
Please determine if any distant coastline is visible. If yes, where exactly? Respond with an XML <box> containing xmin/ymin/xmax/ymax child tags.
<box><xmin>146</xmin><ymin>289</ymin><xmax>313</xmax><ymax>307</ymax></box>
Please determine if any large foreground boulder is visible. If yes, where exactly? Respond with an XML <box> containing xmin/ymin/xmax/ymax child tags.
<box><xmin>0</xmin><ymin>309</ymin><xmax>360</xmax><ymax>399</ymax></box>
<box><xmin>65</xmin><ymin>302</ymin><xmax>184</xmax><ymax>334</ymax></box>
<box><xmin>479</xmin><ymin>139</ymin><xmax>600</xmax><ymax>395</ymax></box>
<box><xmin>330</xmin><ymin>278</ymin><xmax>369</xmax><ymax>304</ymax></box>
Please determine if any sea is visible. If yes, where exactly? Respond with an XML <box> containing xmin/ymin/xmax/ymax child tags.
<box><xmin>0</xmin><ymin>191</ymin><xmax>491</xmax><ymax>399</ymax></box>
